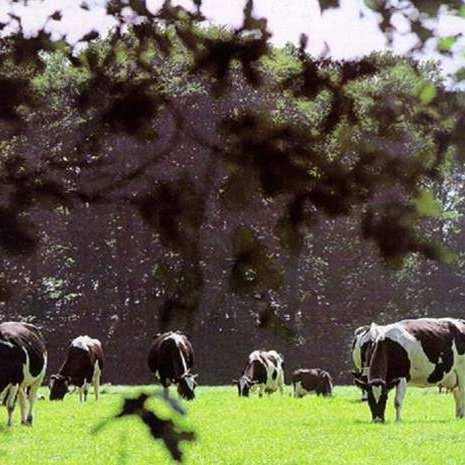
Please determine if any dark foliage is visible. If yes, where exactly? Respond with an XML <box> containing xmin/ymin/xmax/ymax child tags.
<box><xmin>93</xmin><ymin>391</ymin><xmax>195</xmax><ymax>462</ymax></box>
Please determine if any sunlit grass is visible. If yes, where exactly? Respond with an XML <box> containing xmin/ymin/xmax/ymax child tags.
<box><xmin>0</xmin><ymin>385</ymin><xmax>464</xmax><ymax>464</ymax></box>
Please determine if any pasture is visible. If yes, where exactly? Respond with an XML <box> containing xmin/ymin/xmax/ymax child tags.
<box><xmin>1</xmin><ymin>386</ymin><xmax>465</xmax><ymax>465</ymax></box>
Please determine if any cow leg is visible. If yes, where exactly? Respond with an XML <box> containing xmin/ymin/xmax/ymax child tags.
<box><xmin>83</xmin><ymin>382</ymin><xmax>89</xmax><ymax>402</ymax></box>
<box><xmin>452</xmin><ymin>387</ymin><xmax>463</xmax><ymax>418</ymax></box>
<box><xmin>394</xmin><ymin>378</ymin><xmax>407</xmax><ymax>422</ymax></box>
<box><xmin>6</xmin><ymin>384</ymin><xmax>19</xmax><ymax>427</ymax></box>
<box><xmin>361</xmin><ymin>388</ymin><xmax>368</xmax><ymax>402</ymax></box>
<box><xmin>18</xmin><ymin>387</ymin><xmax>28</xmax><ymax>425</ymax></box>
<box><xmin>78</xmin><ymin>385</ymin><xmax>84</xmax><ymax>403</ymax></box>
<box><xmin>452</xmin><ymin>371</ymin><xmax>465</xmax><ymax>419</ymax></box>
<box><xmin>279</xmin><ymin>372</ymin><xmax>285</xmax><ymax>395</ymax></box>
<box><xmin>25</xmin><ymin>379</ymin><xmax>42</xmax><ymax>425</ymax></box>
<box><xmin>93</xmin><ymin>374</ymin><xmax>100</xmax><ymax>402</ymax></box>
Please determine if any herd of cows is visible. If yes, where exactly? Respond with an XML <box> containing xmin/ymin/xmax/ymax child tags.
<box><xmin>1</xmin><ymin>316</ymin><xmax>465</xmax><ymax>427</ymax></box>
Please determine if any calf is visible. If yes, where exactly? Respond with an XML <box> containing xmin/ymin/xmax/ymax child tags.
<box><xmin>49</xmin><ymin>335</ymin><xmax>103</xmax><ymax>402</ymax></box>
<box><xmin>355</xmin><ymin>318</ymin><xmax>465</xmax><ymax>423</ymax></box>
<box><xmin>0</xmin><ymin>321</ymin><xmax>47</xmax><ymax>426</ymax></box>
<box><xmin>292</xmin><ymin>368</ymin><xmax>333</xmax><ymax>398</ymax></box>
<box><xmin>148</xmin><ymin>331</ymin><xmax>198</xmax><ymax>401</ymax></box>
<box><xmin>234</xmin><ymin>350</ymin><xmax>284</xmax><ymax>397</ymax></box>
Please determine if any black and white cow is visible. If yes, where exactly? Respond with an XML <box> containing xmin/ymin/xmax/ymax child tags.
<box><xmin>351</xmin><ymin>324</ymin><xmax>377</xmax><ymax>401</ymax></box>
<box><xmin>234</xmin><ymin>350</ymin><xmax>285</xmax><ymax>397</ymax></box>
<box><xmin>355</xmin><ymin>318</ymin><xmax>465</xmax><ymax>423</ymax></box>
<box><xmin>49</xmin><ymin>336</ymin><xmax>103</xmax><ymax>402</ymax></box>
<box><xmin>148</xmin><ymin>331</ymin><xmax>198</xmax><ymax>401</ymax></box>
<box><xmin>0</xmin><ymin>321</ymin><xmax>47</xmax><ymax>427</ymax></box>
<box><xmin>292</xmin><ymin>368</ymin><xmax>333</xmax><ymax>398</ymax></box>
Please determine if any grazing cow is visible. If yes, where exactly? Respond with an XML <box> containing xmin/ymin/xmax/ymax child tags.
<box><xmin>292</xmin><ymin>368</ymin><xmax>333</xmax><ymax>398</ymax></box>
<box><xmin>351</xmin><ymin>324</ymin><xmax>377</xmax><ymax>401</ymax></box>
<box><xmin>148</xmin><ymin>331</ymin><xmax>198</xmax><ymax>401</ymax></box>
<box><xmin>234</xmin><ymin>350</ymin><xmax>284</xmax><ymax>397</ymax></box>
<box><xmin>354</xmin><ymin>318</ymin><xmax>465</xmax><ymax>423</ymax></box>
<box><xmin>49</xmin><ymin>335</ymin><xmax>103</xmax><ymax>402</ymax></box>
<box><xmin>0</xmin><ymin>321</ymin><xmax>47</xmax><ymax>426</ymax></box>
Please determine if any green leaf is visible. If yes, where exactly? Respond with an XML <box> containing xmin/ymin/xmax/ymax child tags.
<box><xmin>418</xmin><ymin>82</ymin><xmax>437</xmax><ymax>104</ymax></box>
<box><xmin>438</xmin><ymin>35</ymin><xmax>457</xmax><ymax>51</ymax></box>
<box><xmin>413</xmin><ymin>190</ymin><xmax>442</xmax><ymax>218</ymax></box>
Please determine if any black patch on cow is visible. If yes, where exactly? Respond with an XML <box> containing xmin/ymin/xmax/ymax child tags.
<box><xmin>369</xmin><ymin>337</ymin><xmax>411</xmax><ymax>384</ymax></box>
<box><xmin>0</xmin><ymin>322</ymin><xmax>46</xmax><ymax>392</ymax></box>
<box><xmin>246</xmin><ymin>360</ymin><xmax>267</xmax><ymax>384</ymax></box>
<box><xmin>271</xmin><ymin>368</ymin><xmax>277</xmax><ymax>380</ymax></box>
<box><xmin>401</xmin><ymin>319</ymin><xmax>463</xmax><ymax>383</ymax></box>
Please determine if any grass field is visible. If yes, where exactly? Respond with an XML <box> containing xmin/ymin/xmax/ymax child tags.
<box><xmin>1</xmin><ymin>385</ymin><xmax>465</xmax><ymax>465</ymax></box>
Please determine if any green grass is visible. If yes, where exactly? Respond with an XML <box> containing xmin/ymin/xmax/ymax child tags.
<box><xmin>1</xmin><ymin>385</ymin><xmax>465</xmax><ymax>464</ymax></box>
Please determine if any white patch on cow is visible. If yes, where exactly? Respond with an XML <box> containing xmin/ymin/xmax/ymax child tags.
<box><xmin>185</xmin><ymin>376</ymin><xmax>195</xmax><ymax>392</ymax></box>
<box><xmin>92</xmin><ymin>360</ymin><xmax>101</xmax><ymax>401</ymax></box>
<box><xmin>352</xmin><ymin>324</ymin><xmax>381</xmax><ymax>382</ymax></box>
<box><xmin>71</xmin><ymin>335</ymin><xmax>100</xmax><ymax>352</ymax></box>
<box><xmin>170</xmin><ymin>334</ymin><xmax>189</xmax><ymax>373</ymax></box>
<box><xmin>293</xmin><ymin>381</ymin><xmax>309</xmax><ymax>398</ymax></box>
<box><xmin>239</xmin><ymin>378</ymin><xmax>248</xmax><ymax>393</ymax></box>
<box><xmin>372</xmin><ymin>385</ymin><xmax>382</xmax><ymax>403</ymax></box>
<box><xmin>0</xmin><ymin>384</ymin><xmax>12</xmax><ymax>404</ymax></box>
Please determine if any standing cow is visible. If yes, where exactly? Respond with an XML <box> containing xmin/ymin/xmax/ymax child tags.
<box><xmin>148</xmin><ymin>331</ymin><xmax>198</xmax><ymax>401</ymax></box>
<box><xmin>49</xmin><ymin>335</ymin><xmax>103</xmax><ymax>402</ymax></box>
<box><xmin>292</xmin><ymin>368</ymin><xmax>333</xmax><ymax>398</ymax></box>
<box><xmin>234</xmin><ymin>350</ymin><xmax>285</xmax><ymax>397</ymax></box>
<box><xmin>0</xmin><ymin>321</ymin><xmax>47</xmax><ymax>426</ymax></box>
<box><xmin>354</xmin><ymin>318</ymin><xmax>465</xmax><ymax>423</ymax></box>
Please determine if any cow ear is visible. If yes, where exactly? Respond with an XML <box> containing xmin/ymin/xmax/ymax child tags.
<box><xmin>232</xmin><ymin>379</ymin><xmax>238</xmax><ymax>385</ymax></box>
<box><xmin>387</xmin><ymin>378</ymin><xmax>402</xmax><ymax>390</ymax></box>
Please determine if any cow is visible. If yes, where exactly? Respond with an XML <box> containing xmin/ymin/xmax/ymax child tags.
<box><xmin>354</xmin><ymin>318</ymin><xmax>465</xmax><ymax>423</ymax></box>
<box><xmin>148</xmin><ymin>331</ymin><xmax>198</xmax><ymax>401</ymax></box>
<box><xmin>234</xmin><ymin>350</ymin><xmax>285</xmax><ymax>397</ymax></box>
<box><xmin>351</xmin><ymin>324</ymin><xmax>377</xmax><ymax>401</ymax></box>
<box><xmin>0</xmin><ymin>321</ymin><xmax>47</xmax><ymax>427</ymax></box>
<box><xmin>292</xmin><ymin>368</ymin><xmax>333</xmax><ymax>398</ymax></box>
<box><xmin>49</xmin><ymin>335</ymin><xmax>103</xmax><ymax>402</ymax></box>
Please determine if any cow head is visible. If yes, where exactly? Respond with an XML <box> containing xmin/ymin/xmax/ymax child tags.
<box><xmin>233</xmin><ymin>376</ymin><xmax>258</xmax><ymax>397</ymax></box>
<box><xmin>177</xmin><ymin>372</ymin><xmax>198</xmax><ymax>401</ymax></box>
<box><xmin>355</xmin><ymin>378</ymin><xmax>401</xmax><ymax>422</ymax></box>
<box><xmin>49</xmin><ymin>374</ymin><xmax>70</xmax><ymax>400</ymax></box>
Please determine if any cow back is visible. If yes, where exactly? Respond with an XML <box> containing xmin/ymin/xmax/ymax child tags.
<box><xmin>0</xmin><ymin>322</ymin><xmax>46</xmax><ymax>379</ymax></box>
<box><xmin>148</xmin><ymin>332</ymin><xmax>193</xmax><ymax>381</ymax></box>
